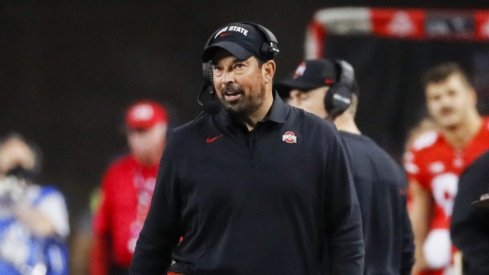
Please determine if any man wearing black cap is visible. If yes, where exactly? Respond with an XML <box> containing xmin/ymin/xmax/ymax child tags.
<box><xmin>276</xmin><ymin>59</ymin><xmax>414</xmax><ymax>275</ymax></box>
<box><xmin>130</xmin><ymin>23</ymin><xmax>364</xmax><ymax>275</ymax></box>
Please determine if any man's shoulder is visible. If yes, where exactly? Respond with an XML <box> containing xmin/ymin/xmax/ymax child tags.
<box><xmin>343</xmin><ymin>134</ymin><xmax>388</xmax><ymax>156</ymax></box>
<box><xmin>107</xmin><ymin>154</ymin><xmax>135</xmax><ymax>169</ymax></box>
<box><xmin>342</xmin><ymin>133</ymin><xmax>402</xmax><ymax>171</ymax></box>
<box><xmin>171</xmin><ymin>113</ymin><xmax>210</xmax><ymax>135</ymax></box>
<box><xmin>478</xmin><ymin>116</ymin><xmax>489</xmax><ymax>137</ymax></box>
<box><xmin>162</xmin><ymin>114</ymin><xmax>218</xmax><ymax>158</ymax></box>
<box><xmin>409</xmin><ymin>130</ymin><xmax>440</xmax><ymax>153</ymax></box>
<box><xmin>286</xmin><ymin>106</ymin><xmax>337</xmax><ymax>132</ymax></box>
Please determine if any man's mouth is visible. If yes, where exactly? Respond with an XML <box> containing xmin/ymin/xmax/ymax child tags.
<box><xmin>224</xmin><ymin>91</ymin><xmax>241</xmax><ymax>101</ymax></box>
<box><xmin>440</xmin><ymin>107</ymin><xmax>454</xmax><ymax>116</ymax></box>
<box><xmin>222</xmin><ymin>86</ymin><xmax>243</xmax><ymax>102</ymax></box>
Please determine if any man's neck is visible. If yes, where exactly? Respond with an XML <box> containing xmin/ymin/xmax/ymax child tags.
<box><xmin>242</xmin><ymin>92</ymin><xmax>274</xmax><ymax>131</ymax></box>
<box><xmin>442</xmin><ymin>113</ymin><xmax>482</xmax><ymax>149</ymax></box>
<box><xmin>334</xmin><ymin>113</ymin><xmax>361</xmax><ymax>135</ymax></box>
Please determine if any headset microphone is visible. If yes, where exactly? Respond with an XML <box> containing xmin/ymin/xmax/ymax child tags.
<box><xmin>198</xmin><ymin>61</ymin><xmax>221</xmax><ymax>114</ymax></box>
<box><xmin>199</xmin><ymin>85</ymin><xmax>222</xmax><ymax>114</ymax></box>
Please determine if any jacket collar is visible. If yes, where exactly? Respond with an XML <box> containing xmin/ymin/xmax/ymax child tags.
<box><xmin>217</xmin><ymin>91</ymin><xmax>287</xmax><ymax>129</ymax></box>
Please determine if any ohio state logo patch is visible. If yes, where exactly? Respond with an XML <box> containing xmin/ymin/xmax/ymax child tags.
<box><xmin>282</xmin><ymin>131</ymin><xmax>297</xmax><ymax>144</ymax></box>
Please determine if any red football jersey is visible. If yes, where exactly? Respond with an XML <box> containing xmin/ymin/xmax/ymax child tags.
<box><xmin>404</xmin><ymin>117</ymin><xmax>489</xmax><ymax>274</ymax></box>
<box><xmin>93</xmin><ymin>155</ymin><xmax>159</xmax><ymax>268</ymax></box>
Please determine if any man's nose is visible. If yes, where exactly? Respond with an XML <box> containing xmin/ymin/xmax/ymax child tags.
<box><xmin>439</xmin><ymin>94</ymin><xmax>453</xmax><ymax>106</ymax></box>
<box><xmin>222</xmin><ymin>70</ymin><xmax>235</xmax><ymax>83</ymax></box>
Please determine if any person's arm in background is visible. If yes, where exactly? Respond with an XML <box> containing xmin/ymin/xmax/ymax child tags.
<box><xmin>15</xmin><ymin>186</ymin><xmax>70</xmax><ymax>239</ymax></box>
<box><xmin>324</xmin><ymin>129</ymin><xmax>364</xmax><ymax>274</ymax></box>
<box><xmin>91</xmin><ymin>233</ymin><xmax>110</xmax><ymax>275</ymax></box>
<box><xmin>409</xmin><ymin>179</ymin><xmax>433</xmax><ymax>274</ymax></box>
<box><xmin>451</xmin><ymin>153</ymin><xmax>489</xmax><ymax>275</ymax></box>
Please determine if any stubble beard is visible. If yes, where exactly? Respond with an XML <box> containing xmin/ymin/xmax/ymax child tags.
<box><xmin>220</xmin><ymin>82</ymin><xmax>267</xmax><ymax>118</ymax></box>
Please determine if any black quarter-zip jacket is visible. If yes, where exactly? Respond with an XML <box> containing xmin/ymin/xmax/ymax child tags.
<box><xmin>130</xmin><ymin>95</ymin><xmax>364</xmax><ymax>275</ymax></box>
<box><xmin>339</xmin><ymin>132</ymin><xmax>414</xmax><ymax>275</ymax></box>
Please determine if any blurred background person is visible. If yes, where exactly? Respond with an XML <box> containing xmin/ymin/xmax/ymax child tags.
<box><xmin>403</xmin><ymin>117</ymin><xmax>438</xmax><ymax>209</ymax></box>
<box><xmin>91</xmin><ymin>99</ymin><xmax>169</xmax><ymax>275</ymax></box>
<box><xmin>276</xmin><ymin>58</ymin><xmax>414</xmax><ymax>275</ymax></box>
<box><xmin>450</xmin><ymin>150</ymin><xmax>489</xmax><ymax>275</ymax></box>
<box><xmin>0</xmin><ymin>133</ymin><xmax>69</xmax><ymax>275</ymax></box>
<box><xmin>404</xmin><ymin>62</ymin><xmax>489</xmax><ymax>275</ymax></box>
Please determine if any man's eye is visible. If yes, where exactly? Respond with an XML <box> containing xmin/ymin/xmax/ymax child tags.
<box><xmin>234</xmin><ymin>63</ymin><xmax>245</xmax><ymax>69</ymax></box>
<box><xmin>213</xmin><ymin>67</ymin><xmax>223</xmax><ymax>76</ymax></box>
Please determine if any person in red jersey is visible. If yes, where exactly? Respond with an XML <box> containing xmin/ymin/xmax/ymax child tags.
<box><xmin>404</xmin><ymin>62</ymin><xmax>489</xmax><ymax>275</ymax></box>
<box><xmin>91</xmin><ymin>100</ymin><xmax>168</xmax><ymax>275</ymax></box>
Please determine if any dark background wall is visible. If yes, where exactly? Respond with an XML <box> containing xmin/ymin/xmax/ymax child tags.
<box><xmin>0</xmin><ymin>0</ymin><xmax>483</xmax><ymax>246</ymax></box>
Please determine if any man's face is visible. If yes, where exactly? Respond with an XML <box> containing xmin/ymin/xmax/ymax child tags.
<box><xmin>127</xmin><ymin>123</ymin><xmax>167</xmax><ymax>166</ymax></box>
<box><xmin>425</xmin><ymin>74</ymin><xmax>476</xmax><ymax>129</ymax></box>
<box><xmin>287</xmin><ymin>86</ymin><xmax>329</xmax><ymax>119</ymax></box>
<box><xmin>212</xmin><ymin>51</ymin><xmax>270</xmax><ymax>117</ymax></box>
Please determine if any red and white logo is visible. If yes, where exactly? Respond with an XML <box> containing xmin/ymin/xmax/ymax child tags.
<box><xmin>282</xmin><ymin>131</ymin><xmax>298</xmax><ymax>144</ymax></box>
<box><xmin>388</xmin><ymin>12</ymin><xmax>415</xmax><ymax>37</ymax></box>
<box><xmin>480</xmin><ymin>19</ymin><xmax>489</xmax><ymax>38</ymax></box>
<box><xmin>293</xmin><ymin>62</ymin><xmax>306</xmax><ymax>78</ymax></box>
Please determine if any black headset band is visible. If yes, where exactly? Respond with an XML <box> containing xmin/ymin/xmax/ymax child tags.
<box><xmin>325</xmin><ymin>59</ymin><xmax>357</xmax><ymax>118</ymax></box>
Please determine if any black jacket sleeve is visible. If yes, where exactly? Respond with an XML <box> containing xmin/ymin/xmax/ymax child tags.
<box><xmin>400</xmin><ymin>190</ymin><xmax>415</xmax><ymax>275</ymax></box>
<box><xmin>323</xmin><ymin>130</ymin><xmax>364</xmax><ymax>274</ymax></box>
<box><xmin>450</xmin><ymin>152</ymin><xmax>489</xmax><ymax>275</ymax></box>
<box><xmin>129</xmin><ymin>138</ymin><xmax>181</xmax><ymax>275</ymax></box>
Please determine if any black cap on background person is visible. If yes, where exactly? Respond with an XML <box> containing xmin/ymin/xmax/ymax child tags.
<box><xmin>275</xmin><ymin>59</ymin><xmax>339</xmax><ymax>99</ymax></box>
<box><xmin>276</xmin><ymin>58</ymin><xmax>359</xmax><ymax>122</ymax></box>
<box><xmin>275</xmin><ymin>59</ymin><xmax>338</xmax><ymax>97</ymax></box>
<box><xmin>274</xmin><ymin>59</ymin><xmax>358</xmax><ymax>98</ymax></box>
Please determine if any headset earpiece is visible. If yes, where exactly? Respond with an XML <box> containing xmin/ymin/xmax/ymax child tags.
<box><xmin>247</xmin><ymin>22</ymin><xmax>280</xmax><ymax>60</ymax></box>
<box><xmin>202</xmin><ymin>61</ymin><xmax>213</xmax><ymax>90</ymax></box>
<box><xmin>324</xmin><ymin>59</ymin><xmax>357</xmax><ymax>118</ymax></box>
<box><xmin>198</xmin><ymin>61</ymin><xmax>221</xmax><ymax>114</ymax></box>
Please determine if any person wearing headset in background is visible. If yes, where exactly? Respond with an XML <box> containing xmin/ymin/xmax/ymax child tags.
<box><xmin>130</xmin><ymin>22</ymin><xmax>364</xmax><ymax>275</ymax></box>
<box><xmin>276</xmin><ymin>58</ymin><xmax>415</xmax><ymax>275</ymax></box>
<box><xmin>0</xmin><ymin>133</ymin><xmax>69</xmax><ymax>275</ymax></box>
<box><xmin>91</xmin><ymin>100</ymin><xmax>169</xmax><ymax>275</ymax></box>
<box><xmin>403</xmin><ymin>62</ymin><xmax>489</xmax><ymax>275</ymax></box>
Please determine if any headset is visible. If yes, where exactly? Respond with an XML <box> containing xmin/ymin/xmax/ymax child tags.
<box><xmin>324</xmin><ymin>59</ymin><xmax>358</xmax><ymax>119</ymax></box>
<box><xmin>198</xmin><ymin>22</ymin><xmax>280</xmax><ymax>113</ymax></box>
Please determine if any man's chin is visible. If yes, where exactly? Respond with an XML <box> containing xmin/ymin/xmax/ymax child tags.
<box><xmin>223</xmin><ymin>101</ymin><xmax>241</xmax><ymax>111</ymax></box>
<box><xmin>438</xmin><ymin>119</ymin><xmax>461</xmax><ymax>130</ymax></box>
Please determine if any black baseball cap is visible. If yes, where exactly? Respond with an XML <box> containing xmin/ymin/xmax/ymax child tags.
<box><xmin>202</xmin><ymin>22</ymin><xmax>272</xmax><ymax>62</ymax></box>
<box><xmin>275</xmin><ymin>59</ymin><xmax>338</xmax><ymax>98</ymax></box>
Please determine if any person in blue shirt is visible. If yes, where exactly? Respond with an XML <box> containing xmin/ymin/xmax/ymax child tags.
<box><xmin>0</xmin><ymin>133</ymin><xmax>69</xmax><ymax>275</ymax></box>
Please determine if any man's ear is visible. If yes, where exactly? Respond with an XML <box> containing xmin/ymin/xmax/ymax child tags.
<box><xmin>262</xmin><ymin>60</ymin><xmax>276</xmax><ymax>83</ymax></box>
